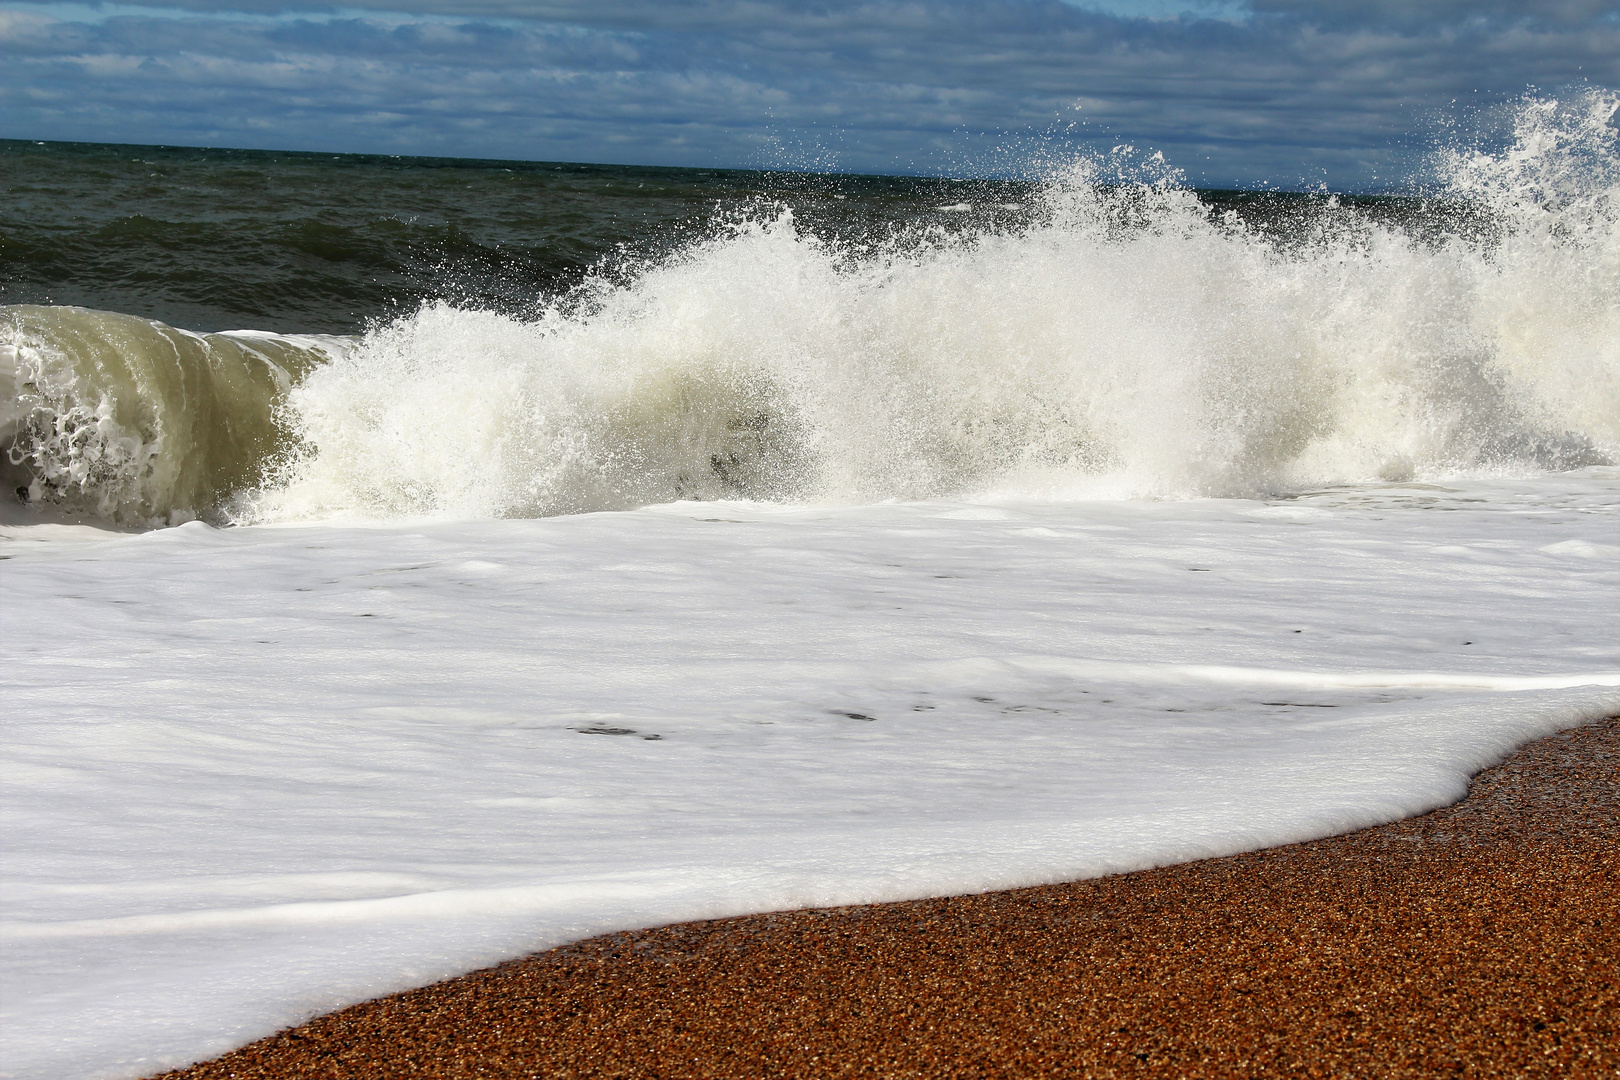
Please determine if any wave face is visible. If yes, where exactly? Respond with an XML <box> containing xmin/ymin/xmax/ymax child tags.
<box><xmin>5</xmin><ymin>91</ymin><xmax>1618</xmax><ymax>524</ymax></box>
<box><xmin>1</xmin><ymin>307</ymin><xmax>337</xmax><ymax>524</ymax></box>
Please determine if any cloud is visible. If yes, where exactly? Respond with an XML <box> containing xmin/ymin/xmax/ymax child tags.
<box><xmin>2</xmin><ymin>0</ymin><xmax>1616</xmax><ymax>187</ymax></box>
<box><xmin>1247</xmin><ymin>1</ymin><xmax>1620</xmax><ymax>27</ymax></box>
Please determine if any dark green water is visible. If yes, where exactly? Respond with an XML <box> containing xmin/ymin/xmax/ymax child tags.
<box><xmin>0</xmin><ymin>140</ymin><xmax>1044</xmax><ymax>334</ymax></box>
<box><xmin>0</xmin><ymin>140</ymin><xmax>1450</xmax><ymax>336</ymax></box>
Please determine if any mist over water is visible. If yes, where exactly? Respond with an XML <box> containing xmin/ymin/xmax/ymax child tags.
<box><xmin>3</xmin><ymin>90</ymin><xmax>1616</xmax><ymax>525</ymax></box>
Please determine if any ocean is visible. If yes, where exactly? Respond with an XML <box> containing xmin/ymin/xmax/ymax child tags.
<box><xmin>3</xmin><ymin>91</ymin><xmax>1618</xmax><ymax>1080</ymax></box>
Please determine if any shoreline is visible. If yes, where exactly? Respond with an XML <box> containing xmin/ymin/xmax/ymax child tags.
<box><xmin>159</xmin><ymin>716</ymin><xmax>1618</xmax><ymax>1078</ymax></box>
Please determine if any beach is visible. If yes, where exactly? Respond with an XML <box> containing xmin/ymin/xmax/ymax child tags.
<box><xmin>3</xmin><ymin>107</ymin><xmax>1617</xmax><ymax>1080</ymax></box>
<box><xmin>155</xmin><ymin>715</ymin><xmax>1618</xmax><ymax>1078</ymax></box>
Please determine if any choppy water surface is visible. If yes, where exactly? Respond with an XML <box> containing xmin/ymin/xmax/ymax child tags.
<box><xmin>0</xmin><ymin>141</ymin><xmax>1040</xmax><ymax>334</ymax></box>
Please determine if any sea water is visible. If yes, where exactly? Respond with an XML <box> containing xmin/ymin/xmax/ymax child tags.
<box><xmin>2</xmin><ymin>91</ymin><xmax>1618</xmax><ymax>1080</ymax></box>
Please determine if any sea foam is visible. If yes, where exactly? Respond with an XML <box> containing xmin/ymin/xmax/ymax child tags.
<box><xmin>4</xmin><ymin>477</ymin><xmax>1617</xmax><ymax>1080</ymax></box>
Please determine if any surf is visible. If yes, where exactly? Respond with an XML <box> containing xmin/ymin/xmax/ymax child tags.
<box><xmin>4</xmin><ymin>90</ymin><xmax>1616</xmax><ymax>526</ymax></box>
<box><xmin>1</xmin><ymin>306</ymin><xmax>341</xmax><ymax>525</ymax></box>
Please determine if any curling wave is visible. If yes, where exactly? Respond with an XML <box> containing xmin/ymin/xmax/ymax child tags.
<box><xmin>1</xmin><ymin>307</ymin><xmax>341</xmax><ymax>524</ymax></box>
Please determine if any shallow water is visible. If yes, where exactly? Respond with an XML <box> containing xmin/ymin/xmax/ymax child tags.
<box><xmin>3</xmin><ymin>477</ymin><xmax>1617</xmax><ymax>1079</ymax></box>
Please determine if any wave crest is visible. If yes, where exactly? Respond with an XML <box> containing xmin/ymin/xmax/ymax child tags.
<box><xmin>2</xmin><ymin>306</ymin><xmax>339</xmax><ymax>524</ymax></box>
<box><xmin>258</xmin><ymin>93</ymin><xmax>1617</xmax><ymax>520</ymax></box>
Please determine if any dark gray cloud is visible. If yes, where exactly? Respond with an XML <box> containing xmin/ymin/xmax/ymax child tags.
<box><xmin>2</xmin><ymin>0</ymin><xmax>1616</xmax><ymax>187</ymax></box>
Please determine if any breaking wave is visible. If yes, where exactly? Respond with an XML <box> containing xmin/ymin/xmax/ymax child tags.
<box><xmin>4</xmin><ymin>90</ymin><xmax>1617</xmax><ymax>525</ymax></box>
<box><xmin>0</xmin><ymin>308</ymin><xmax>339</xmax><ymax>524</ymax></box>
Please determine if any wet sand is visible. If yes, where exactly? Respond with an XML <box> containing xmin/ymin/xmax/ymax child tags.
<box><xmin>157</xmin><ymin>716</ymin><xmax>1618</xmax><ymax>1078</ymax></box>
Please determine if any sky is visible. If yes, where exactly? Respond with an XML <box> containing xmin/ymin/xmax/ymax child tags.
<box><xmin>1</xmin><ymin>0</ymin><xmax>1617</xmax><ymax>188</ymax></box>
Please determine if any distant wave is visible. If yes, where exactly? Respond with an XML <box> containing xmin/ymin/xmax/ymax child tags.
<box><xmin>4</xmin><ymin>90</ymin><xmax>1616</xmax><ymax>526</ymax></box>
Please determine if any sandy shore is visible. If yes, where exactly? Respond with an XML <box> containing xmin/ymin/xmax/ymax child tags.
<box><xmin>157</xmin><ymin>716</ymin><xmax>1617</xmax><ymax>1078</ymax></box>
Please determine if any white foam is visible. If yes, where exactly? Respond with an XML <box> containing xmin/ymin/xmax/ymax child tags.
<box><xmin>2</xmin><ymin>470</ymin><xmax>1617</xmax><ymax>1079</ymax></box>
<box><xmin>247</xmin><ymin>91</ymin><xmax>1618</xmax><ymax>523</ymax></box>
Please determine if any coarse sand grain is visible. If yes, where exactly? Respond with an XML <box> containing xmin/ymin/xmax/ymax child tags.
<box><xmin>155</xmin><ymin>715</ymin><xmax>1618</xmax><ymax>1079</ymax></box>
